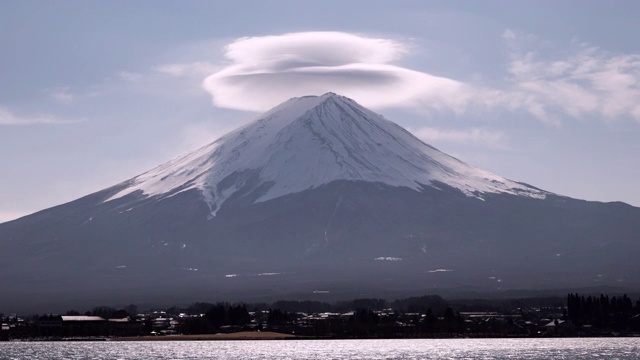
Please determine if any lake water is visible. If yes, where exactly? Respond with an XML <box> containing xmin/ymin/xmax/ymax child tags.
<box><xmin>1</xmin><ymin>338</ymin><xmax>639</xmax><ymax>359</ymax></box>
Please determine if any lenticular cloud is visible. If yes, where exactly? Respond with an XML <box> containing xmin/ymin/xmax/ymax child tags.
<box><xmin>203</xmin><ymin>32</ymin><xmax>468</xmax><ymax>112</ymax></box>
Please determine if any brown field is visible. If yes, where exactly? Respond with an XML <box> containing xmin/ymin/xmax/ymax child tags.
<box><xmin>113</xmin><ymin>331</ymin><xmax>300</xmax><ymax>341</ymax></box>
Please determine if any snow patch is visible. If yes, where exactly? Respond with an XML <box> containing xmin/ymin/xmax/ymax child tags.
<box><xmin>375</xmin><ymin>257</ymin><xmax>403</xmax><ymax>261</ymax></box>
<box><xmin>258</xmin><ymin>272</ymin><xmax>280</xmax><ymax>276</ymax></box>
<box><xmin>427</xmin><ymin>269</ymin><xmax>453</xmax><ymax>273</ymax></box>
<box><xmin>225</xmin><ymin>272</ymin><xmax>281</xmax><ymax>277</ymax></box>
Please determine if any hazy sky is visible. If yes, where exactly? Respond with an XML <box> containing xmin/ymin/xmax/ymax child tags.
<box><xmin>1</xmin><ymin>0</ymin><xmax>639</xmax><ymax>223</ymax></box>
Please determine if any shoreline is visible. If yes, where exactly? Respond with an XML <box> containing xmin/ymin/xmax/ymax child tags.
<box><xmin>113</xmin><ymin>331</ymin><xmax>301</xmax><ymax>341</ymax></box>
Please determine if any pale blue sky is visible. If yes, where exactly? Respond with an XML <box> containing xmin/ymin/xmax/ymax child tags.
<box><xmin>1</xmin><ymin>0</ymin><xmax>639</xmax><ymax>222</ymax></box>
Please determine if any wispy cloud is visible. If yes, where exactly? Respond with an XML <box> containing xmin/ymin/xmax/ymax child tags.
<box><xmin>154</xmin><ymin>62</ymin><xmax>219</xmax><ymax>76</ymax></box>
<box><xmin>410</xmin><ymin>127</ymin><xmax>506</xmax><ymax>147</ymax></box>
<box><xmin>117</xmin><ymin>71</ymin><xmax>143</xmax><ymax>82</ymax></box>
<box><xmin>47</xmin><ymin>87</ymin><xmax>75</xmax><ymax>104</ymax></box>
<box><xmin>501</xmin><ymin>29</ymin><xmax>640</xmax><ymax>123</ymax></box>
<box><xmin>0</xmin><ymin>106</ymin><xmax>81</xmax><ymax>125</ymax></box>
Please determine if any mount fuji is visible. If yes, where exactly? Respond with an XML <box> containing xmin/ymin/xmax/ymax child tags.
<box><xmin>1</xmin><ymin>93</ymin><xmax>639</xmax><ymax>312</ymax></box>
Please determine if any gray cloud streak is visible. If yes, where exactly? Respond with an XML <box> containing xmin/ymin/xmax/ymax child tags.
<box><xmin>0</xmin><ymin>106</ymin><xmax>82</xmax><ymax>125</ymax></box>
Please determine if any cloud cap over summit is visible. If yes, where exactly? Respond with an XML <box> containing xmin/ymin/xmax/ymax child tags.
<box><xmin>202</xmin><ymin>32</ymin><xmax>468</xmax><ymax>112</ymax></box>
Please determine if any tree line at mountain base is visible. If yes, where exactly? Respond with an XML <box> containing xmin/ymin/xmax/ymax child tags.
<box><xmin>2</xmin><ymin>293</ymin><xmax>640</xmax><ymax>340</ymax></box>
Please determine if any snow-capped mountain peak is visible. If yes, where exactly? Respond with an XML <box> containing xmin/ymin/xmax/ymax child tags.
<box><xmin>105</xmin><ymin>92</ymin><xmax>546</xmax><ymax>215</ymax></box>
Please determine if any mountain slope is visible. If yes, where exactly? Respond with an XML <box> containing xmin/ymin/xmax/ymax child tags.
<box><xmin>0</xmin><ymin>93</ymin><xmax>638</xmax><ymax>313</ymax></box>
<box><xmin>105</xmin><ymin>93</ymin><xmax>546</xmax><ymax>216</ymax></box>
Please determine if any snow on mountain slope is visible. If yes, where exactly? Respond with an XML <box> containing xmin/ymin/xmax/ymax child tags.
<box><xmin>105</xmin><ymin>92</ymin><xmax>547</xmax><ymax>215</ymax></box>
